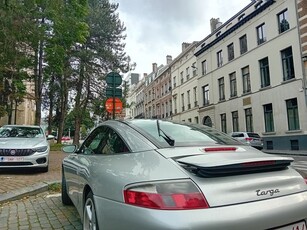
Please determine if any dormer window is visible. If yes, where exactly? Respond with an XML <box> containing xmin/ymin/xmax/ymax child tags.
<box><xmin>255</xmin><ymin>1</ymin><xmax>263</xmax><ymax>9</ymax></box>
<box><xmin>216</xmin><ymin>31</ymin><xmax>221</xmax><ymax>38</ymax></box>
<box><xmin>238</xmin><ymin>14</ymin><xmax>245</xmax><ymax>21</ymax></box>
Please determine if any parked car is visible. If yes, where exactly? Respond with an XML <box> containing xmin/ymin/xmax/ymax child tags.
<box><xmin>0</xmin><ymin>125</ymin><xmax>50</xmax><ymax>172</ymax></box>
<box><xmin>62</xmin><ymin>119</ymin><xmax>307</xmax><ymax>230</ymax></box>
<box><xmin>229</xmin><ymin>131</ymin><xmax>263</xmax><ymax>150</ymax></box>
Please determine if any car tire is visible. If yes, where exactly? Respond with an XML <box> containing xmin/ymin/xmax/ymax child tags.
<box><xmin>83</xmin><ymin>191</ymin><xmax>99</xmax><ymax>230</ymax></box>
<box><xmin>62</xmin><ymin>171</ymin><xmax>73</xmax><ymax>205</ymax></box>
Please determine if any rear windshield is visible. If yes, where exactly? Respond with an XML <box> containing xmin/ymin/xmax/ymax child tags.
<box><xmin>128</xmin><ymin>120</ymin><xmax>242</xmax><ymax>147</ymax></box>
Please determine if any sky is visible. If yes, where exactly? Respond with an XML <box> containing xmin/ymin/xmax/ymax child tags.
<box><xmin>112</xmin><ymin>0</ymin><xmax>252</xmax><ymax>78</ymax></box>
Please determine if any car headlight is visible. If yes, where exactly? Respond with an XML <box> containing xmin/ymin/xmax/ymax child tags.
<box><xmin>33</xmin><ymin>146</ymin><xmax>48</xmax><ymax>152</ymax></box>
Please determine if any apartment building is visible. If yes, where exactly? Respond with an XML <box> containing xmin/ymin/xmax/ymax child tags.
<box><xmin>194</xmin><ymin>0</ymin><xmax>307</xmax><ymax>150</ymax></box>
<box><xmin>144</xmin><ymin>57</ymin><xmax>173</xmax><ymax>119</ymax></box>
<box><xmin>171</xmin><ymin>42</ymin><xmax>199</xmax><ymax>123</ymax></box>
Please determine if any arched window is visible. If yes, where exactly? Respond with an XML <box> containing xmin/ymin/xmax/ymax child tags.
<box><xmin>203</xmin><ymin>116</ymin><xmax>212</xmax><ymax>127</ymax></box>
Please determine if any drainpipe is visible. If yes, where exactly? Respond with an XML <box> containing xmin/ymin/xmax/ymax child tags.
<box><xmin>295</xmin><ymin>0</ymin><xmax>307</xmax><ymax>107</ymax></box>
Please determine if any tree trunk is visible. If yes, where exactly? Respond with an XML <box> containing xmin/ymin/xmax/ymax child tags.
<box><xmin>73</xmin><ymin>62</ymin><xmax>85</xmax><ymax>144</ymax></box>
<box><xmin>34</xmin><ymin>17</ymin><xmax>45</xmax><ymax>125</ymax></box>
<box><xmin>47</xmin><ymin>76</ymin><xmax>55</xmax><ymax>135</ymax></box>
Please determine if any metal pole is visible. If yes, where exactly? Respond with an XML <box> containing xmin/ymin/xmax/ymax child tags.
<box><xmin>113</xmin><ymin>73</ymin><xmax>116</xmax><ymax>119</ymax></box>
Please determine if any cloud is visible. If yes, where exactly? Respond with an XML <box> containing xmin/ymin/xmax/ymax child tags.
<box><xmin>113</xmin><ymin>0</ymin><xmax>251</xmax><ymax>75</ymax></box>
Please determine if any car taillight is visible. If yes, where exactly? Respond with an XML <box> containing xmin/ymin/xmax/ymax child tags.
<box><xmin>123</xmin><ymin>180</ymin><xmax>209</xmax><ymax>210</ymax></box>
<box><xmin>245</xmin><ymin>137</ymin><xmax>253</xmax><ymax>141</ymax></box>
<box><xmin>204</xmin><ymin>147</ymin><xmax>237</xmax><ymax>152</ymax></box>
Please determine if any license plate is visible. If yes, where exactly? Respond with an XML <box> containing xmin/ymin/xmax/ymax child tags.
<box><xmin>276</xmin><ymin>221</ymin><xmax>306</xmax><ymax>230</ymax></box>
<box><xmin>0</xmin><ymin>157</ymin><xmax>24</xmax><ymax>162</ymax></box>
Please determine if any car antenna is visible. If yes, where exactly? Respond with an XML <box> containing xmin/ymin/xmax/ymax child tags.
<box><xmin>156</xmin><ymin>120</ymin><xmax>175</xmax><ymax>146</ymax></box>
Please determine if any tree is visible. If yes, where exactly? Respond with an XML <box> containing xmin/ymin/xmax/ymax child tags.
<box><xmin>71</xmin><ymin>0</ymin><xmax>130</xmax><ymax>144</ymax></box>
<box><xmin>44</xmin><ymin>0</ymin><xmax>89</xmax><ymax>143</ymax></box>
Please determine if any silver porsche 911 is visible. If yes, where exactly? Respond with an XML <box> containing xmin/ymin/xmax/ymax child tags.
<box><xmin>61</xmin><ymin>119</ymin><xmax>307</xmax><ymax>230</ymax></box>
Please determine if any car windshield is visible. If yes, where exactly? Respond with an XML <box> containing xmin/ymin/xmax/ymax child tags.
<box><xmin>129</xmin><ymin>119</ymin><xmax>242</xmax><ymax>147</ymax></box>
<box><xmin>0</xmin><ymin>126</ymin><xmax>44</xmax><ymax>138</ymax></box>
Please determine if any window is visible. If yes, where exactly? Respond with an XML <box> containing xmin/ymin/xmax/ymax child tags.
<box><xmin>229</xmin><ymin>72</ymin><xmax>237</xmax><ymax>97</ymax></box>
<box><xmin>238</xmin><ymin>14</ymin><xmax>245</xmax><ymax>21</ymax></box>
<box><xmin>173</xmin><ymin>76</ymin><xmax>177</xmax><ymax>88</ymax></box>
<box><xmin>255</xmin><ymin>1</ymin><xmax>263</xmax><ymax>9</ymax></box>
<box><xmin>193</xmin><ymin>86</ymin><xmax>197</xmax><ymax>107</ymax></box>
<box><xmin>174</xmin><ymin>96</ymin><xmax>177</xmax><ymax>114</ymax></box>
<box><xmin>278</xmin><ymin>9</ymin><xmax>289</xmax><ymax>33</ymax></box>
<box><xmin>286</xmin><ymin>98</ymin><xmax>300</xmax><ymax>130</ymax></box>
<box><xmin>81</xmin><ymin>126</ymin><xmax>109</xmax><ymax>155</ymax></box>
<box><xmin>291</xmin><ymin>140</ymin><xmax>299</xmax><ymax>150</ymax></box>
<box><xmin>201</xmin><ymin>60</ymin><xmax>207</xmax><ymax>75</ymax></box>
<box><xmin>192</xmin><ymin>62</ymin><xmax>197</xmax><ymax>77</ymax></box>
<box><xmin>232</xmin><ymin>111</ymin><xmax>239</xmax><ymax>132</ymax></box>
<box><xmin>217</xmin><ymin>50</ymin><xmax>223</xmax><ymax>67</ymax></box>
<box><xmin>221</xmin><ymin>113</ymin><xmax>227</xmax><ymax>133</ymax></box>
<box><xmin>218</xmin><ymin>77</ymin><xmax>225</xmax><ymax>101</ymax></box>
<box><xmin>281</xmin><ymin>47</ymin><xmax>295</xmax><ymax>81</ymax></box>
<box><xmin>101</xmin><ymin>129</ymin><xmax>129</xmax><ymax>154</ymax></box>
<box><xmin>256</xmin><ymin>23</ymin><xmax>266</xmax><ymax>45</ymax></box>
<box><xmin>227</xmin><ymin>43</ymin><xmax>234</xmax><ymax>61</ymax></box>
<box><xmin>242</xmin><ymin>66</ymin><xmax>251</xmax><ymax>94</ymax></box>
<box><xmin>239</xmin><ymin>35</ymin><xmax>248</xmax><ymax>54</ymax></box>
<box><xmin>216</xmin><ymin>31</ymin><xmax>221</xmax><ymax>37</ymax></box>
<box><xmin>245</xmin><ymin>108</ymin><xmax>253</xmax><ymax>132</ymax></box>
<box><xmin>259</xmin><ymin>57</ymin><xmax>270</xmax><ymax>88</ymax></box>
<box><xmin>194</xmin><ymin>116</ymin><xmax>199</xmax><ymax>124</ymax></box>
<box><xmin>202</xmin><ymin>85</ymin><xmax>210</xmax><ymax>106</ymax></box>
<box><xmin>186</xmin><ymin>67</ymin><xmax>190</xmax><ymax>80</ymax></box>
<box><xmin>181</xmin><ymin>93</ymin><xmax>185</xmax><ymax>111</ymax></box>
<box><xmin>203</xmin><ymin>116</ymin><xmax>212</xmax><ymax>127</ymax></box>
<box><xmin>180</xmin><ymin>71</ymin><xmax>184</xmax><ymax>84</ymax></box>
<box><xmin>187</xmin><ymin>90</ymin><xmax>191</xmax><ymax>109</ymax></box>
<box><xmin>263</xmin><ymin>103</ymin><xmax>275</xmax><ymax>132</ymax></box>
<box><xmin>267</xmin><ymin>141</ymin><xmax>273</xmax><ymax>150</ymax></box>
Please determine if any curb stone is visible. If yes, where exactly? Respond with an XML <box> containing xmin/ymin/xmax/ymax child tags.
<box><xmin>0</xmin><ymin>180</ymin><xmax>60</xmax><ymax>205</ymax></box>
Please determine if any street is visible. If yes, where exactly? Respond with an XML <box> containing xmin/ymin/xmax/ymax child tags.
<box><xmin>0</xmin><ymin>153</ymin><xmax>306</xmax><ymax>229</ymax></box>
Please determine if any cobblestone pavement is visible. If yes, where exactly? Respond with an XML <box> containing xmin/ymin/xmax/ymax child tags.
<box><xmin>0</xmin><ymin>151</ymin><xmax>66</xmax><ymax>198</ymax></box>
<box><xmin>0</xmin><ymin>191</ymin><xmax>82</xmax><ymax>230</ymax></box>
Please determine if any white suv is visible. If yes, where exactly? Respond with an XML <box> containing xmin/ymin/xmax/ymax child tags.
<box><xmin>229</xmin><ymin>132</ymin><xmax>263</xmax><ymax>150</ymax></box>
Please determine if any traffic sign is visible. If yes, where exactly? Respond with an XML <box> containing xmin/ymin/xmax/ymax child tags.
<box><xmin>106</xmin><ymin>72</ymin><xmax>122</xmax><ymax>87</ymax></box>
<box><xmin>105</xmin><ymin>97</ymin><xmax>123</xmax><ymax>114</ymax></box>
<box><xmin>106</xmin><ymin>88</ymin><xmax>122</xmax><ymax>98</ymax></box>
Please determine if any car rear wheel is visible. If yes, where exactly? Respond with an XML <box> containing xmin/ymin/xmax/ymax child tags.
<box><xmin>61</xmin><ymin>171</ymin><xmax>73</xmax><ymax>205</ymax></box>
<box><xmin>83</xmin><ymin>191</ymin><xmax>99</xmax><ymax>230</ymax></box>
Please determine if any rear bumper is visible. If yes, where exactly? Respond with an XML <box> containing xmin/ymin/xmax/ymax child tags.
<box><xmin>94</xmin><ymin>191</ymin><xmax>307</xmax><ymax>230</ymax></box>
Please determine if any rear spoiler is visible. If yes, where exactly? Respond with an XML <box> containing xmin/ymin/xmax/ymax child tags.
<box><xmin>178</xmin><ymin>159</ymin><xmax>293</xmax><ymax>177</ymax></box>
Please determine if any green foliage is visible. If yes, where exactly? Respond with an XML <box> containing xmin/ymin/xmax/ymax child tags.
<box><xmin>50</xmin><ymin>142</ymin><xmax>64</xmax><ymax>151</ymax></box>
<box><xmin>48</xmin><ymin>182</ymin><xmax>61</xmax><ymax>192</ymax></box>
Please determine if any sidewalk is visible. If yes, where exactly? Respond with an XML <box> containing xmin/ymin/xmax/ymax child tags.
<box><xmin>0</xmin><ymin>151</ymin><xmax>66</xmax><ymax>205</ymax></box>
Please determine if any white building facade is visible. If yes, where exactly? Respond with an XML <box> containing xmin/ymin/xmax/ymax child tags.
<box><xmin>194</xmin><ymin>0</ymin><xmax>307</xmax><ymax>150</ymax></box>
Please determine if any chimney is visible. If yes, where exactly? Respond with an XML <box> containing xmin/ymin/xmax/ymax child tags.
<box><xmin>182</xmin><ymin>42</ymin><xmax>191</xmax><ymax>52</ymax></box>
<box><xmin>166</xmin><ymin>55</ymin><xmax>172</xmax><ymax>65</ymax></box>
<box><xmin>210</xmin><ymin>18</ymin><xmax>222</xmax><ymax>33</ymax></box>
<box><xmin>152</xmin><ymin>63</ymin><xmax>157</xmax><ymax>73</ymax></box>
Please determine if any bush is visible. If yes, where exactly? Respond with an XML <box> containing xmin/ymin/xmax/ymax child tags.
<box><xmin>50</xmin><ymin>143</ymin><xmax>64</xmax><ymax>151</ymax></box>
